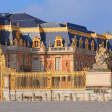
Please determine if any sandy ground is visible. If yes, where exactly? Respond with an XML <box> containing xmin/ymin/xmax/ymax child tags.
<box><xmin>0</xmin><ymin>101</ymin><xmax>112</xmax><ymax>112</ymax></box>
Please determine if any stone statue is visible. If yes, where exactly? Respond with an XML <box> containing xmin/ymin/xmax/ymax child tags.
<box><xmin>14</xmin><ymin>39</ymin><xmax>18</xmax><ymax>47</ymax></box>
<box><xmin>92</xmin><ymin>44</ymin><xmax>110</xmax><ymax>71</ymax></box>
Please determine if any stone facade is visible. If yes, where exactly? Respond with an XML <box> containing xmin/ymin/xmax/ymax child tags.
<box><xmin>0</xmin><ymin>13</ymin><xmax>112</xmax><ymax>102</ymax></box>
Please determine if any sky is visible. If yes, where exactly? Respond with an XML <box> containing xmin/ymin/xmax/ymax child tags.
<box><xmin>0</xmin><ymin>0</ymin><xmax>112</xmax><ymax>34</ymax></box>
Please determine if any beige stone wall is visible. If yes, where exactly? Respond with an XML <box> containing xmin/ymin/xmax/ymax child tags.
<box><xmin>86</xmin><ymin>72</ymin><xmax>112</xmax><ymax>87</ymax></box>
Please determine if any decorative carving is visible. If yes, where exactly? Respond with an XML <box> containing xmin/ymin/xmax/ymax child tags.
<box><xmin>92</xmin><ymin>44</ymin><xmax>110</xmax><ymax>71</ymax></box>
<box><xmin>10</xmin><ymin>40</ymin><xmax>13</xmax><ymax>46</ymax></box>
<box><xmin>85</xmin><ymin>39</ymin><xmax>89</xmax><ymax>50</ymax></box>
<box><xmin>16</xmin><ymin>31</ymin><xmax>20</xmax><ymax>39</ymax></box>
<box><xmin>19</xmin><ymin>39</ymin><xmax>23</xmax><ymax>46</ymax></box>
<box><xmin>91</xmin><ymin>40</ymin><xmax>95</xmax><ymax>52</ymax></box>
<box><xmin>14</xmin><ymin>39</ymin><xmax>18</xmax><ymax>47</ymax></box>
<box><xmin>49</xmin><ymin>40</ymin><xmax>51</xmax><ymax>48</ymax></box>
<box><xmin>72</xmin><ymin>36</ymin><xmax>77</xmax><ymax>48</ymax></box>
<box><xmin>40</xmin><ymin>41</ymin><xmax>45</xmax><ymax>51</ymax></box>
<box><xmin>65</xmin><ymin>40</ymin><xmax>68</xmax><ymax>47</ymax></box>
<box><xmin>79</xmin><ymin>38</ymin><xmax>82</xmax><ymax>48</ymax></box>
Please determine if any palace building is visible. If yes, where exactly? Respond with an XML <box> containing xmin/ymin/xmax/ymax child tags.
<box><xmin>0</xmin><ymin>13</ymin><xmax>112</xmax><ymax>101</ymax></box>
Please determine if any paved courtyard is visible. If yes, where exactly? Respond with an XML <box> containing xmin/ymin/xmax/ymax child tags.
<box><xmin>0</xmin><ymin>101</ymin><xmax>112</xmax><ymax>112</ymax></box>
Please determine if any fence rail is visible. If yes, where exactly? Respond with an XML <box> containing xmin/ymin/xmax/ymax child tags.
<box><xmin>3</xmin><ymin>71</ymin><xmax>86</xmax><ymax>90</ymax></box>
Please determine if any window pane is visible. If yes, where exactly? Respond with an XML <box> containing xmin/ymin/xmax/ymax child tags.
<box><xmin>32</xmin><ymin>58</ymin><xmax>40</xmax><ymax>71</ymax></box>
<box><xmin>55</xmin><ymin>57</ymin><xmax>62</xmax><ymax>71</ymax></box>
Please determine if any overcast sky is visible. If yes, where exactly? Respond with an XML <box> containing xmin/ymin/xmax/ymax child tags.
<box><xmin>0</xmin><ymin>0</ymin><xmax>112</xmax><ymax>34</ymax></box>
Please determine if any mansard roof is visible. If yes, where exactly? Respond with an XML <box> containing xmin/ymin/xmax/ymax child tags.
<box><xmin>67</xmin><ymin>23</ymin><xmax>94</xmax><ymax>33</ymax></box>
<box><xmin>0</xmin><ymin>16</ymin><xmax>10</xmax><ymax>25</ymax></box>
<box><xmin>0</xmin><ymin>13</ymin><xmax>46</xmax><ymax>27</ymax></box>
<box><xmin>0</xmin><ymin>13</ymin><xmax>112</xmax><ymax>49</ymax></box>
<box><xmin>8</xmin><ymin>13</ymin><xmax>46</xmax><ymax>27</ymax></box>
<box><xmin>40</xmin><ymin>22</ymin><xmax>67</xmax><ymax>28</ymax></box>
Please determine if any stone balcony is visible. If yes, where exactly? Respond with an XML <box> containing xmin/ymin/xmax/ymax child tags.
<box><xmin>1</xmin><ymin>45</ymin><xmax>96</xmax><ymax>56</ymax></box>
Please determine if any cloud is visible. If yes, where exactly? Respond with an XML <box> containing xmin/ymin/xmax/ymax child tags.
<box><xmin>24</xmin><ymin>0</ymin><xmax>112</xmax><ymax>33</ymax></box>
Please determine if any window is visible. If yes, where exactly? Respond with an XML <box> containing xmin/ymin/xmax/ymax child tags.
<box><xmin>85</xmin><ymin>39</ymin><xmax>89</xmax><ymax>50</ymax></box>
<box><xmin>57</xmin><ymin>40</ymin><xmax>61</xmax><ymax>47</ymax></box>
<box><xmin>91</xmin><ymin>40</ymin><xmax>95</xmax><ymax>51</ymax></box>
<box><xmin>54</xmin><ymin>36</ymin><xmax>63</xmax><ymax>48</ymax></box>
<box><xmin>32</xmin><ymin>58</ymin><xmax>40</xmax><ymax>71</ymax></box>
<box><xmin>22</xmin><ymin>55</ymin><xmax>25</xmax><ymax>65</ymax></box>
<box><xmin>32</xmin><ymin>36</ymin><xmax>40</xmax><ymax>48</ymax></box>
<box><xmin>79</xmin><ymin>38</ymin><xmax>83</xmax><ymax>48</ymax></box>
<box><xmin>72</xmin><ymin>37</ymin><xmax>77</xmax><ymax>47</ymax></box>
<box><xmin>55</xmin><ymin>57</ymin><xmax>62</xmax><ymax>71</ymax></box>
<box><xmin>34</xmin><ymin>41</ymin><xmax>39</xmax><ymax>47</ymax></box>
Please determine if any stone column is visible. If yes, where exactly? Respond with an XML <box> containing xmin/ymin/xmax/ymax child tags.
<box><xmin>70</xmin><ymin>55</ymin><xmax>74</xmax><ymax>72</ymax></box>
<box><xmin>60</xmin><ymin>77</ymin><xmax>62</xmax><ymax>88</ymax></box>
<box><xmin>66</xmin><ymin>76</ymin><xmax>68</xmax><ymax>88</ymax></box>
<box><xmin>4</xmin><ymin>75</ymin><xmax>10</xmax><ymax>101</ymax></box>
<box><xmin>71</xmin><ymin>76</ymin><xmax>74</xmax><ymax>88</ymax></box>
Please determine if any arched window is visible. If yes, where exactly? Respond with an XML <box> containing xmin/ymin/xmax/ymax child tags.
<box><xmin>72</xmin><ymin>36</ymin><xmax>77</xmax><ymax>47</ymax></box>
<box><xmin>32</xmin><ymin>36</ymin><xmax>40</xmax><ymax>48</ymax></box>
<box><xmin>91</xmin><ymin>40</ymin><xmax>95</xmax><ymax>52</ymax></box>
<box><xmin>54</xmin><ymin>36</ymin><xmax>63</xmax><ymax>48</ymax></box>
<box><xmin>34</xmin><ymin>41</ymin><xmax>39</xmax><ymax>47</ymax></box>
<box><xmin>79</xmin><ymin>38</ymin><xmax>83</xmax><ymax>48</ymax></box>
<box><xmin>85</xmin><ymin>39</ymin><xmax>89</xmax><ymax>50</ymax></box>
<box><xmin>57</xmin><ymin>40</ymin><xmax>61</xmax><ymax>46</ymax></box>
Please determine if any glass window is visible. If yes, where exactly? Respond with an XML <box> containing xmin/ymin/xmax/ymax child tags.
<box><xmin>22</xmin><ymin>55</ymin><xmax>25</xmax><ymax>65</ymax></box>
<box><xmin>57</xmin><ymin>40</ymin><xmax>61</xmax><ymax>47</ymax></box>
<box><xmin>32</xmin><ymin>58</ymin><xmax>40</xmax><ymax>71</ymax></box>
<box><xmin>34</xmin><ymin>41</ymin><xmax>39</xmax><ymax>47</ymax></box>
<box><xmin>55</xmin><ymin>57</ymin><xmax>62</xmax><ymax>71</ymax></box>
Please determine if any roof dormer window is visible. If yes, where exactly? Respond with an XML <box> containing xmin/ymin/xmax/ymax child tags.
<box><xmin>54</xmin><ymin>36</ymin><xmax>63</xmax><ymax>48</ymax></box>
<box><xmin>34</xmin><ymin>41</ymin><xmax>39</xmax><ymax>47</ymax></box>
<box><xmin>32</xmin><ymin>36</ymin><xmax>40</xmax><ymax>48</ymax></box>
<box><xmin>57</xmin><ymin>40</ymin><xmax>61</xmax><ymax>47</ymax></box>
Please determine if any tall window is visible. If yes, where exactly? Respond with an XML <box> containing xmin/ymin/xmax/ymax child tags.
<box><xmin>32</xmin><ymin>58</ymin><xmax>40</xmax><ymax>71</ymax></box>
<box><xmin>91</xmin><ymin>40</ymin><xmax>95</xmax><ymax>51</ymax></box>
<box><xmin>85</xmin><ymin>39</ymin><xmax>89</xmax><ymax>50</ymax></box>
<box><xmin>55</xmin><ymin>57</ymin><xmax>62</xmax><ymax>71</ymax></box>
<box><xmin>72</xmin><ymin>37</ymin><xmax>77</xmax><ymax>47</ymax></box>
<box><xmin>79</xmin><ymin>38</ymin><xmax>83</xmax><ymax>48</ymax></box>
<box><xmin>22</xmin><ymin>55</ymin><xmax>25</xmax><ymax>65</ymax></box>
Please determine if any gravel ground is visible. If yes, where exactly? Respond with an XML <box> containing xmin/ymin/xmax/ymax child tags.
<box><xmin>0</xmin><ymin>101</ymin><xmax>112</xmax><ymax>112</ymax></box>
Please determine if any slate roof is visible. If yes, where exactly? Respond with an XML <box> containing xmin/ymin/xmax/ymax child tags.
<box><xmin>0</xmin><ymin>16</ymin><xmax>10</xmax><ymax>25</ymax></box>
<box><xmin>8</xmin><ymin>13</ymin><xmax>46</xmax><ymax>27</ymax></box>
<box><xmin>0</xmin><ymin>13</ymin><xmax>111</xmax><ymax>49</ymax></box>
<box><xmin>0</xmin><ymin>13</ymin><xmax>46</xmax><ymax>27</ymax></box>
<box><xmin>67</xmin><ymin>23</ymin><xmax>94</xmax><ymax>33</ymax></box>
<box><xmin>40</xmin><ymin>22</ymin><xmax>66</xmax><ymax>28</ymax></box>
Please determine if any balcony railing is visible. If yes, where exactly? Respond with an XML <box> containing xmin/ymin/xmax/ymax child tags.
<box><xmin>4</xmin><ymin>45</ymin><xmax>96</xmax><ymax>55</ymax></box>
<box><xmin>2</xmin><ymin>69</ymin><xmax>86</xmax><ymax>90</ymax></box>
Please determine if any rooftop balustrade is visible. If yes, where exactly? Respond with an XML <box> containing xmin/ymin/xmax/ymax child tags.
<box><xmin>0</xmin><ymin>44</ymin><xmax>96</xmax><ymax>55</ymax></box>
